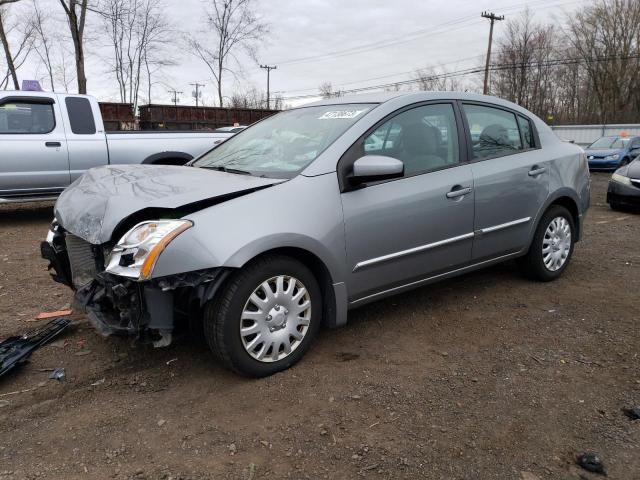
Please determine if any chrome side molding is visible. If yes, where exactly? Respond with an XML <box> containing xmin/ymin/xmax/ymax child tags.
<box><xmin>353</xmin><ymin>217</ymin><xmax>532</xmax><ymax>272</ymax></box>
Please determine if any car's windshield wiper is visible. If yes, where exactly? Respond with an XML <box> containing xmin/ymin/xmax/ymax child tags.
<box><xmin>201</xmin><ymin>165</ymin><xmax>252</xmax><ymax>175</ymax></box>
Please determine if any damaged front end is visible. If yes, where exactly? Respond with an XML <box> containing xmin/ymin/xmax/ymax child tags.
<box><xmin>41</xmin><ymin>221</ymin><xmax>230</xmax><ymax>346</ymax></box>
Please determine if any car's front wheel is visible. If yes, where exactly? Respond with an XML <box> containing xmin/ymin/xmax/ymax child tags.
<box><xmin>204</xmin><ymin>254</ymin><xmax>322</xmax><ymax>377</ymax></box>
<box><xmin>518</xmin><ymin>205</ymin><xmax>575</xmax><ymax>281</ymax></box>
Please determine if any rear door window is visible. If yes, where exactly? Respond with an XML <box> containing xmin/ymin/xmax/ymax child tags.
<box><xmin>0</xmin><ymin>101</ymin><xmax>55</xmax><ymax>134</ymax></box>
<box><xmin>65</xmin><ymin>97</ymin><xmax>96</xmax><ymax>135</ymax></box>
<box><xmin>462</xmin><ymin>104</ymin><xmax>523</xmax><ymax>159</ymax></box>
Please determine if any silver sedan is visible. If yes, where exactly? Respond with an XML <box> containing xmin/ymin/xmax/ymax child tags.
<box><xmin>42</xmin><ymin>91</ymin><xmax>590</xmax><ymax>377</ymax></box>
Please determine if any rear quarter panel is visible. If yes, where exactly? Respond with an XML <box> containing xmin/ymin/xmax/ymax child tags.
<box><xmin>537</xmin><ymin>120</ymin><xmax>590</xmax><ymax>236</ymax></box>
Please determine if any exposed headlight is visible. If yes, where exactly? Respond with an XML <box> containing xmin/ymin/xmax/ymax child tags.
<box><xmin>106</xmin><ymin>220</ymin><xmax>193</xmax><ymax>280</ymax></box>
<box><xmin>611</xmin><ymin>172</ymin><xmax>632</xmax><ymax>186</ymax></box>
<box><xmin>604</xmin><ymin>154</ymin><xmax>620</xmax><ymax>161</ymax></box>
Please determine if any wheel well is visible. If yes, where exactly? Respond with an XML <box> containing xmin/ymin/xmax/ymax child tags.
<box><xmin>247</xmin><ymin>247</ymin><xmax>337</xmax><ymax>328</ymax></box>
<box><xmin>142</xmin><ymin>151</ymin><xmax>193</xmax><ymax>166</ymax></box>
<box><xmin>150</xmin><ymin>157</ymin><xmax>190</xmax><ymax>166</ymax></box>
<box><xmin>549</xmin><ymin>196</ymin><xmax>580</xmax><ymax>240</ymax></box>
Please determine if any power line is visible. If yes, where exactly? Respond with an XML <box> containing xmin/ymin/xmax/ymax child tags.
<box><xmin>481</xmin><ymin>11</ymin><xmax>505</xmax><ymax>94</ymax></box>
<box><xmin>266</xmin><ymin>0</ymin><xmax>579</xmax><ymax>68</ymax></box>
<box><xmin>280</xmin><ymin>52</ymin><xmax>640</xmax><ymax>101</ymax></box>
<box><xmin>259</xmin><ymin>64</ymin><xmax>277</xmax><ymax>109</ymax></box>
<box><xmin>190</xmin><ymin>83</ymin><xmax>205</xmax><ymax>107</ymax></box>
<box><xmin>168</xmin><ymin>89</ymin><xmax>183</xmax><ymax>106</ymax></box>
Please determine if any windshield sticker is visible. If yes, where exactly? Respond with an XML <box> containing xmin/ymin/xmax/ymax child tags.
<box><xmin>318</xmin><ymin>109</ymin><xmax>367</xmax><ymax>120</ymax></box>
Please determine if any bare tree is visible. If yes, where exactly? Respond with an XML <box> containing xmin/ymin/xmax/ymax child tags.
<box><xmin>100</xmin><ymin>0</ymin><xmax>172</xmax><ymax>110</ymax></box>
<box><xmin>229</xmin><ymin>85</ymin><xmax>266</xmax><ymax>108</ymax></box>
<box><xmin>413</xmin><ymin>66</ymin><xmax>463</xmax><ymax>91</ymax></box>
<box><xmin>565</xmin><ymin>0</ymin><xmax>640</xmax><ymax>123</ymax></box>
<box><xmin>319</xmin><ymin>81</ymin><xmax>342</xmax><ymax>99</ymax></box>
<box><xmin>188</xmin><ymin>0</ymin><xmax>268</xmax><ymax>107</ymax></box>
<box><xmin>0</xmin><ymin>0</ymin><xmax>23</xmax><ymax>89</ymax></box>
<box><xmin>492</xmin><ymin>10</ymin><xmax>558</xmax><ymax>115</ymax></box>
<box><xmin>31</xmin><ymin>0</ymin><xmax>56</xmax><ymax>91</ymax></box>
<box><xmin>58</xmin><ymin>0</ymin><xmax>89</xmax><ymax>94</ymax></box>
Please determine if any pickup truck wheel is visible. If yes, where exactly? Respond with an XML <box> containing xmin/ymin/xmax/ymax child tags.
<box><xmin>203</xmin><ymin>254</ymin><xmax>322</xmax><ymax>377</ymax></box>
<box><xmin>518</xmin><ymin>205</ymin><xmax>575</xmax><ymax>282</ymax></box>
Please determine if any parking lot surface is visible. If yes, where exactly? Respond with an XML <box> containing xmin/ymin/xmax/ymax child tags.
<box><xmin>0</xmin><ymin>173</ymin><xmax>638</xmax><ymax>479</ymax></box>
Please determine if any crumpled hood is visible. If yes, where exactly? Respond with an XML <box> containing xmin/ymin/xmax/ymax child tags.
<box><xmin>585</xmin><ymin>149</ymin><xmax>621</xmax><ymax>157</ymax></box>
<box><xmin>55</xmin><ymin>164</ymin><xmax>284</xmax><ymax>244</ymax></box>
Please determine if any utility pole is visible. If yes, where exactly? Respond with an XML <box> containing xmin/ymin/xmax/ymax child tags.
<box><xmin>481</xmin><ymin>11</ymin><xmax>504</xmax><ymax>95</ymax></box>
<box><xmin>260</xmin><ymin>64</ymin><xmax>277</xmax><ymax>109</ymax></box>
<box><xmin>168</xmin><ymin>89</ymin><xmax>182</xmax><ymax>106</ymax></box>
<box><xmin>190</xmin><ymin>82</ymin><xmax>205</xmax><ymax>107</ymax></box>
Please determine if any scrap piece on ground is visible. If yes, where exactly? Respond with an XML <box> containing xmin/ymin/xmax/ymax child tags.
<box><xmin>622</xmin><ymin>406</ymin><xmax>640</xmax><ymax>420</ymax></box>
<box><xmin>48</xmin><ymin>367</ymin><xmax>65</xmax><ymax>381</ymax></box>
<box><xmin>0</xmin><ymin>318</ymin><xmax>72</xmax><ymax>377</ymax></box>
<box><xmin>33</xmin><ymin>309</ymin><xmax>73</xmax><ymax>321</ymax></box>
<box><xmin>576</xmin><ymin>452</ymin><xmax>606</xmax><ymax>475</ymax></box>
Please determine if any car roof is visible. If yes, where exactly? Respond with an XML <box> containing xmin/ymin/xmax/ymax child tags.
<box><xmin>303</xmin><ymin>90</ymin><xmax>519</xmax><ymax>107</ymax></box>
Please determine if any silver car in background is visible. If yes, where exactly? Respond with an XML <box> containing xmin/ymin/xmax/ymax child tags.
<box><xmin>42</xmin><ymin>91</ymin><xmax>590</xmax><ymax>377</ymax></box>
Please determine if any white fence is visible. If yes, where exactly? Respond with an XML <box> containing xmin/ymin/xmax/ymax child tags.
<box><xmin>551</xmin><ymin>124</ymin><xmax>640</xmax><ymax>146</ymax></box>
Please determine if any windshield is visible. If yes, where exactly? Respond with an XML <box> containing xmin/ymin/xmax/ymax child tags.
<box><xmin>588</xmin><ymin>136</ymin><xmax>629</xmax><ymax>149</ymax></box>
<box><xmin>193</xmin><ymin>103</ymin><xmax>374</xmax><ymax>177</ymax></box>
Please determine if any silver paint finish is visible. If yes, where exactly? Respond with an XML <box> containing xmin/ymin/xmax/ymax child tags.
<box><xmin>353</xmin><ymin>232</ymin><xmax>475</xmax><ymax>272</ymax></box>
<box><xmin>352</xmin><ymin>155</ymin><xmax>404</xmax><ymax>178</ymax></box>
<box><xmin>0</xmin><ymin>91</ymin><xmax>231</xmax><ymax>200</ymax></box>
<box><xmin>54</xmin><ymin>164</ymin><xmax>284</xmax><ymax>244</ymax></box>
<box><xmin>49</xmin><ymin>91</ymin><xmax>590</xmax><ymax>328</ymax></box>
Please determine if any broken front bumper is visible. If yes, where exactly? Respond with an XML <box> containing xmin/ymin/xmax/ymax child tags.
<box><xmin>41</xmin><ymin>224</ymin><xmax>230</xmax><ymax>340</ymax></box>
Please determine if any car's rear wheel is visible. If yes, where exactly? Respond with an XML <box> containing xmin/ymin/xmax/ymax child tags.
<box><xmin>518</xmin><ymin>205</ymin><xmax>575</xmax><ymax>281</ymax></box>
<box><xmin>203</xmin><ymin>254</ymin><xmax>322</xmax><ymax>377</ymax></box>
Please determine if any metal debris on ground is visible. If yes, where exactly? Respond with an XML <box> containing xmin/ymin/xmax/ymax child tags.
<box><xmin>622</xmin><ymin>406</ymin><xmax>640</xmax><ymax>420</ymax></box>
<box><xmin>0</xmin><ymin>318</ymin><xmax>72</xmax><ymax>377</ymax></box>
<box><xmin>90</xmin><ymin>378</ymin><xmax>105</xmax><ymax>386</ymax></box>
<box><xmin>48</xmin><ymin>367</ymin><xmax>66</xmax><ymax>381</ymax></box>
<box><xmin>576</xmin><ymin>452</ymin><xmax>606</xmax><ymax>475</ymax></box>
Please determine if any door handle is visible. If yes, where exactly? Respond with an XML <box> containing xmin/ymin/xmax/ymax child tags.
<box><xmin>45</xmin><ymin>142</ymin><xmax>62</xmax><ymax>148</ymax></box>
<box><xmin>446</xmin><ymin>186</ymin><xmax>472</xmax><ymax>199</ymax></box>
<box><xmin>528</xmin><ymin>166</ymin><xmax>547</xmax><ymax>177</ymax></box>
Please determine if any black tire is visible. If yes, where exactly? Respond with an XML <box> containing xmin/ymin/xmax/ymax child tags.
<box><xmin>609</xmin><ymin>201</ymin><xmax>624</xmax><ymax>211</ymax></box>
<box><xmin>518</xmin><ymin>205</ymin><xmax>575</xmax><ymax>282</ymax></box>
<box><xmin>203</xmin><ymin>254</ymin><xmax>322</xmax><ymax>377</ymax></box>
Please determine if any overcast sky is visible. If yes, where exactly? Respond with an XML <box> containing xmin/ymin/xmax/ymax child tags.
<box><xmin>19</xmin><ymin>0</ymin><xmax>582</xmax><ymax>107</ymax></box>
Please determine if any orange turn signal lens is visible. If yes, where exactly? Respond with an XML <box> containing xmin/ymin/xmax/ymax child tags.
<box><xmin>139</xmin><ymin>221</ymin><xmax>192</xmax><ymax>280</ymax></box>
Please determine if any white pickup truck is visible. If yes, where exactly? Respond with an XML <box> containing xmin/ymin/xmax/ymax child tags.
<box><xmin>0</xmin><ymin>91</ymin><xmax>233</xmax><ymax>203</ymax></box>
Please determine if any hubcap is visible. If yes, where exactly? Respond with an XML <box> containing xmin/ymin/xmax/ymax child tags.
<box><xmin>542</xmin><ymin>216</ymin><xmax>571</xmax><ymax>272</ymax></box>
<box><xmin>240</xmin><ymin>275</ymin><xmax>311</xmax><ymax>363</ymax></box>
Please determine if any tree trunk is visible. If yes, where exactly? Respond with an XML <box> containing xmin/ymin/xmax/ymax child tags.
<box><xmin>61</xmin><ymin>0</ymin><xmax>87</xmax><ymax>94</ymax></box>
<box><xmin>0</xmin><ymin>10</ymin><xmax>19</xmax><ymax>90</ymax></box>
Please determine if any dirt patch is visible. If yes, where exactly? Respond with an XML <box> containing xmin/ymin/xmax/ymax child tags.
<box><xmin>1</xmin><ymin>173</ymin><xmax>639</xmax><ymax>479</ymax></box>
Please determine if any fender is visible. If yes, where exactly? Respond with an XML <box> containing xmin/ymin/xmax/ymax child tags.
<box><xmin>527</xmin><ymin>187</ymin><xmax>583</xmax><ymax>252</ymax></box>
<box><xmin>142</xmin><ymin>151</ymin><xmax>193</xmax><ymax>165</ymax></box>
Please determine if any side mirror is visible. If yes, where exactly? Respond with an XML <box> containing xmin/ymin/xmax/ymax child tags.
<box><xmin>350</xmin><ymin>155</ymin><xmax>404</xmax><ymax>185</ymax></box>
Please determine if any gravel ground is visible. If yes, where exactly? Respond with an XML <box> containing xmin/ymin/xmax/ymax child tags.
<box><xmin>0</xmin><ymin>172</ymin><xmax>638</xmax><ymax>480</ymax></box>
